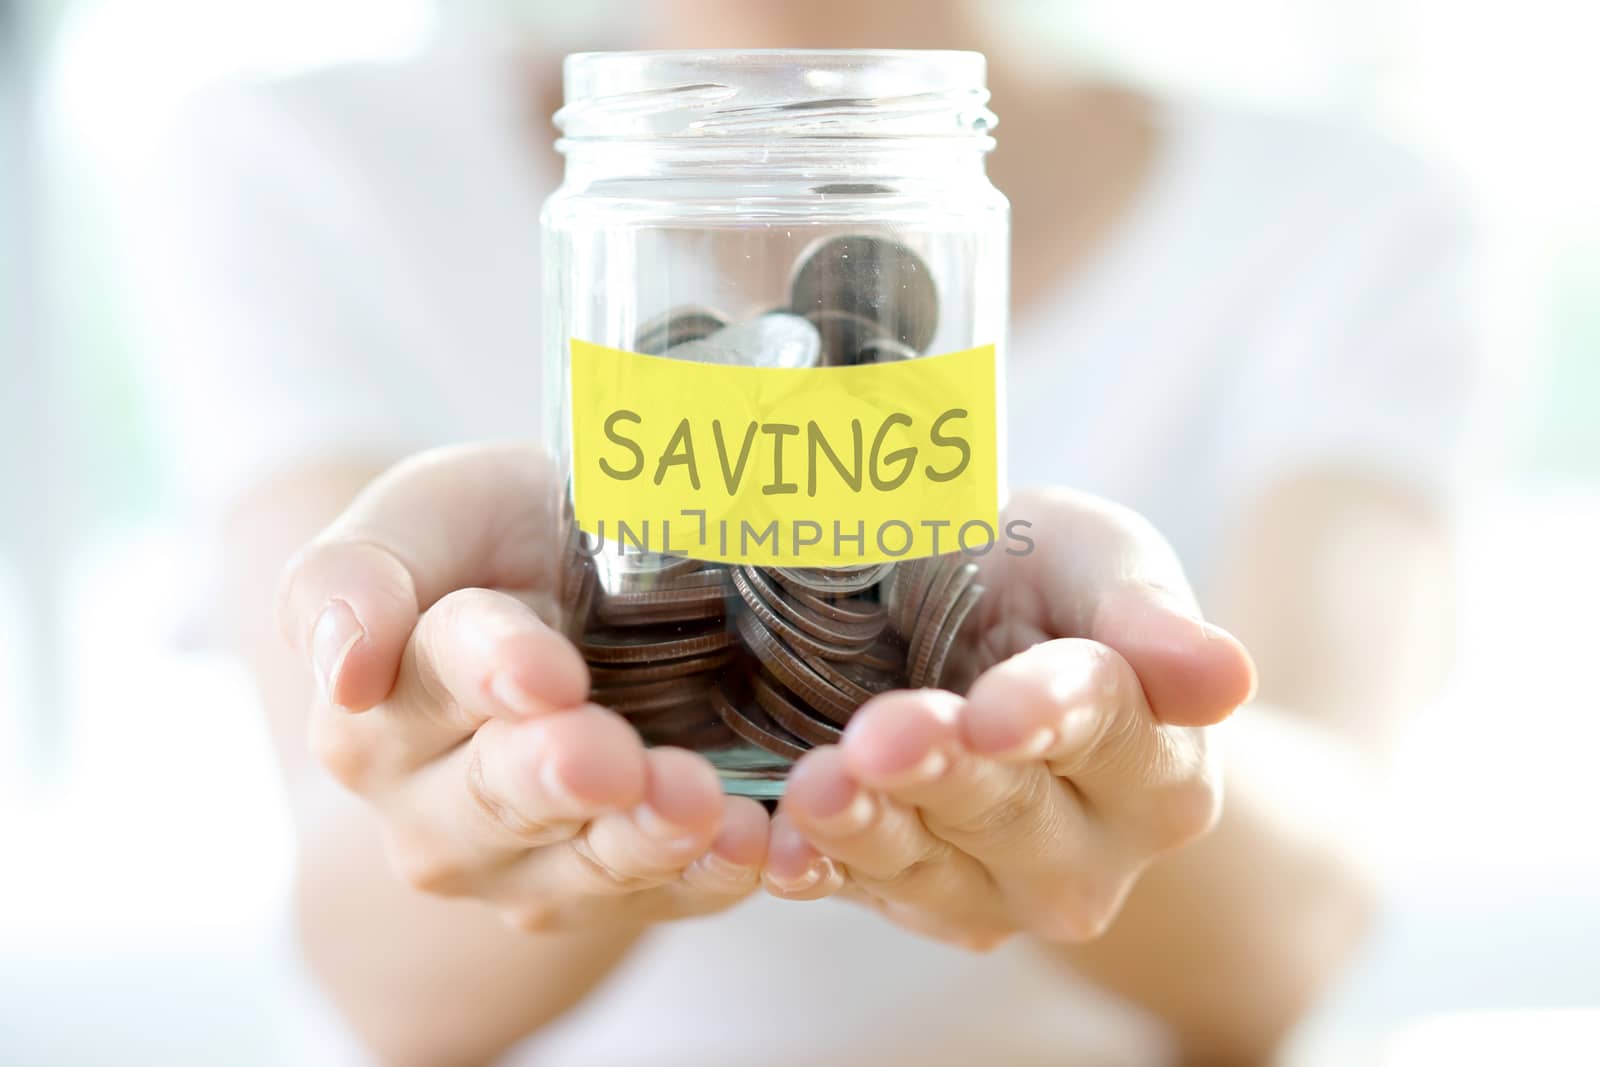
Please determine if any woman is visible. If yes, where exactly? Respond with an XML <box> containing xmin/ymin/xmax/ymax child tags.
<box><xmin>138</xmin><ymin>2</ymin><xmax>1475</xmax><ymax>1063</ymax></box>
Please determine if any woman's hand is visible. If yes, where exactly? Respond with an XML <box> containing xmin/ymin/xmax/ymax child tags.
<box><xmin>767</xmin><ymin>488</ymin><xmax>1257</xmax><ymax>950</ymax></box>
<box><xmin>278</xmin><ymin>444</ymin><xmax>767</xmax><ymax>933</ymax></box>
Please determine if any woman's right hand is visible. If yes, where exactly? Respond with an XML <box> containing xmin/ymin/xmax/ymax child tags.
<box><xmin>277</xmin><ymin>443</ymin><xmax>769</xmax><ymax>932</ymax></box>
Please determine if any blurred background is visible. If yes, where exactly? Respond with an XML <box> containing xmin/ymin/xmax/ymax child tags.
<box><xmin>1</xmin><ymin>0</ymin><xmax>1596</xmax><ymax>1063</ymax></box>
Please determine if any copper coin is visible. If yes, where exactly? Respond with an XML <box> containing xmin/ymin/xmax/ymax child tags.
<box><xmin>624</xmin><ymin>695</ymin><xmax>717</xmax><ymax>733</ymax></box>
<box><xmin>592</xmin><ymin>674</ymin><xmax>715</xmax><ymax>716</ymax></box>
<box><xmin>732</xmin><ymin>567</ymin><xmax>872</xmax><ymax>661</ymax></box>
<box><xmin>594</xmin><ymin>583</ymin><xmax>729</xmax><ymax>625</ymax></box>
<box><xmin>753</xmin><ymin>671</ymin><xmax>843</xmax><ymax>746</ymax></box>
<box><xmin>608</xmin><ymin>552</ymin><xmax>705</xmax><ymax>589</ymax></box>
<box><xmin>768</xmin><ymin>570</ymin><xmax>889</xmax><ymax>629</ymax></box>
<box><xmin>710</xmin><ymin>681</ymin><xmax>808</xmax><ymax>761</ymax></box>
<box><xmin>790</xmin><ymin>234</ymin><xmax>939</xmax><ymax>353</ymax></box>
<box><xmin>908</xmin><ymin>561</ymin><xmax>977</xmax><ymax>687</ymax></box>
<box><xmin>859</xmin><ymin>635</ymin><xmax>908</xmax><ymax>675</ymax></box>
<box><xmin>735</xmin><ymin>610</ymin><xmax>857</xmax><ymax>724</ymax></box>
<box><xmin>586</xmin><ymin>646</ymin><xmax>737</xmax><ymax>687</ymax></box>
<box><xmin>758</xmin><ymin>588</ymin><xmax>883</xmax><ymax>651</ymax></box>
<box><xmin>634</xmin><ymin>305</ymin><xmax>727</xmax><ymax>355</ymax></box>
<box><xmin>773</xmin><ymin>563</ymin><xmax>892</xmax><ymax>597</ymax></box>
<box><xmin>889</xmin><ymin>555</ymin><xmax>944</xmax><ymax>638</ymax></box>
<box><xmin>579</xmin><ymin>624</ymin><xmax>736</xmax><ymax>665</ymax></box>
<box><xmin>811</xmin><ymin>654</ymin><xmax>898</xmax><ymax>707</ymax></box>
<box><xmin>648</xmin><ymin>718</ymin><xmax>740</xmax><ymax>751</ymax></box>
<box><xmin>917</xmin><ymin>582</ymin><xmax>984</xmax><ymax>690</ymax></box>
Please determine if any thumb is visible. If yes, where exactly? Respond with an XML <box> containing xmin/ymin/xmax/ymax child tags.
<box><xmin>277</xmin><ymin>444</ymin><xmax>561</xmax><ymax>711</ymax></box>
<box><xmin>1091</xmin><ymin>585</ymin><xmax>1256</xmax><ymax>727</ymax></box>
<box><xmin>279</xmin><ymin>538</ymin><xmax>419</xmax><ymax>712</ymax></box>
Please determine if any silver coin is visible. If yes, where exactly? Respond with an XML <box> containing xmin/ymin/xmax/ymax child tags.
<box><xmin>666</xmin><ymin>313</ymin><xmax>822</xmax><ymax>369</ymax></box>
<box><xmin>790</xmin><ymin>234</ymin><xmax>939</xmax><ymax>354</ymax></box>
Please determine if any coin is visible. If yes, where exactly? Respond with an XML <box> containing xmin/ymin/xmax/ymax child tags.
<box><xmin>736</xmin><ymin>609</ymin><xmax>858</xmax><ymax>724</ymax></box>
<box><xmin>578</xmin><ymin>623</ymin><xmax>736</xmax><ymax>665</ymax></box>
<box><xmin>907</xmin><ymin>560</ymin><xmax>978</xmax><ymax>687</ymax></box>
<box><xmin>767</xmin><ymin>572</ymin><xmax>888</xmax><ymax>629</ymax></box>
<box><xmin>790</xmin><ymin>234</ymin><xmax>939</xmax><ymax>353</ymax></box>
<box><xmin>593</xmin><ymin>577</ymin><xmax>731</xmax><ymax>626</ymax></box>
<box><xmin>649</xmin><ymin>718</ymin><xmax>740</xmax><ymax>751</ymax></box>
<box><xmin>731</xmin><ymin>567</ymin><xmax>873</xmax><ymax>661</ymax></box>
<box><xmin>752</xmin><ymin>671</ymin><xmax>843</xmax><ymax>746</ymax></box>
<box><xmin>606</xmin><ymin>550</ymin><xmax>704</xmax><ymax>588</ymax></box>
<box><xmin>801</xmin><ymin>308</ymin><xmax>891</xmax><ymax>366</ymax></box>
<box><xmin>815</xmin><ymin>655</ymin><xmax>899</xmax><ymax>707</ymax></box>
<box><xmin>917</xmin><ymin>582</ymin><xmax>984</xmax><ymax>689</ymax></box>
<box><xmin>858</xmin><ymin>635</ymin><xmax>908</xmax><ymax>674</ymax></box>
<box><xmin>858</xmin><ymin>337</ymin><xmax>917</xmax><ymax>363</ymax></box>
<box><xmin>710</xmin><ymin>680</ymin><xmax>808</xmax><ymax>761</ymax></box>
<box><xmin>634</xmin><ymin>305</ymin><xmax>728</xmax><ymax>355</ymax></box>
<box><xmin>666</xmin><ymin>313</ymin><xmax>822</xmax><ymax>369</ymax></box>
<box><xmin>887</xmin><ymin>556</ymin><xmax>939</xmax><ymax>638</ymax></box>
<box><xmin>586</xmin><ymin>645</ymin><xmax>737</xmax><ymax>687</ymax></box>
<box><xmin>594</xmin><ymin>674</ymin><xmax>715</xmax><ymax>716</ymax></box>
<box><xmin>748</xmin><ymin>567</ymin><xmax>886</xmax><ymax>649</ymax></box>
<box><xmin>773</xmin><ymin>563</ymin><xmax>893</xmax><ymax>597</ymax></box>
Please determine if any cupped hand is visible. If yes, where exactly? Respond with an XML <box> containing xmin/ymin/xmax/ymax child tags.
<box><xmin>278</xmin><ymin>444</ymin><xmax>767</xmax><ymax>932</ymax></box>
<box><xmin>767</xmin><ymin>488</ymin><xmax>1257</xmax><ymax>950</ymax></box>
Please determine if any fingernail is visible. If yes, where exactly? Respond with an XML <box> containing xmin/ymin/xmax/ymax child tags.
<box><xmin>1055</xmin><ymin>704</ymin><xmax>1097</xmax><ymax>752</ymax></box>
<box><xmin>686</xmin><ymin>851</ymin><xmax>754</xmax><ymax>886</ymax></box>
<box><xmin>632</xmin><ymin>804</ymin><xmax>700</xmax><ymax>849</ymax></box>
<box><xmin>767</xmin><ymin>856</ymin><xmax>834</xmax><ymax>894</ymax></box>
<box><xmin>987</xmin><ymin>725</ymin><xmax>1055</xmax><ymax>761</ymax></box>
<box><xmin>539</xmin><ymin>759</ymin><xmax>584</xmax><ymax>811</ymax></box>
<box><xmin>490</xmin><ymin>671</ymin><xmax>545</xmax><ymax>717</ymax></box>
<box><xmin>811</xmin><ymin>790</ymin><xmax>875</xmax><ymax>836</ymax></box>
<box><xmin>312</xmin><ymin>600</ymin><xmax>363</xmax><ymax>706</ymax></box>
<box><xmin>899</xmin><ymin>748</ymin><xmax>949</xmax><ymax>784</ymax></box>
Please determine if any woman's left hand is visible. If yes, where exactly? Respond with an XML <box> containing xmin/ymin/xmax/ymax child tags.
<box><xmin>765</xmin><ymin>487</ymin><xmax>1258</xmax><ymax>949</ymax></box>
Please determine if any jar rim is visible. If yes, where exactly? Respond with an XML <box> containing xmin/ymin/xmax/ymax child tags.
<box><xmin>563</xmin><ymin>48</ymin><xmax>986</xmax><ymax>65</ymax></box>
<box><xmin>558</xmin><ymin>49</ymin><xmax>993</xmax><ymax>144</ymax></box>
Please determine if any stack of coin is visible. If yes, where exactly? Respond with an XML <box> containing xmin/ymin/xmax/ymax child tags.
<box><xmin>565</xmin><ymin>544</ymin><xmax>983</xmax><ymax>766</ymax></box>
<box><xmin>564</xmin><ymin>232</ymin><xmax>982</xmax><ymax>772</ymax></box>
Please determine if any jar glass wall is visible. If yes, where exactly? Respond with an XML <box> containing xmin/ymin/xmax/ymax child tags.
<box><xmin>543</xmin><ymin>50</ymin><xmax>1009</xmax><ymax>797</ymax></box>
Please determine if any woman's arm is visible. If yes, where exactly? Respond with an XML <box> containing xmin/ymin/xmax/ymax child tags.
<box><xmin>1051</xmin><ymin>470</ymin><xmax>1455</xmax><ymax>1063</ymax></box>
<box><xmin>224</xmin><ymin>461</ymin><xmax>644</xmax><ymax>1067</ymax></box>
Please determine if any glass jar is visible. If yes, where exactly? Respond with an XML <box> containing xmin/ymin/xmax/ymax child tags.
<box><xmin>542</xmin><ymin>50</ymin><xmax>1009</xmax><ymax>797</ymax></box>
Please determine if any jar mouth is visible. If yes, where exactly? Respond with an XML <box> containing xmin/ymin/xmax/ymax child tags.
<box><xmin>556</xmin><ymin>49</ymin><xmax>995</xmax><ymax>145</ymax></box>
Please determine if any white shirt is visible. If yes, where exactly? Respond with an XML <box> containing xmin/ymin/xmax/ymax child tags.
<box><xmin>131</xmin><ymin>36</ymin><xmax>1479</xmax><ymax>1067</ymax></box>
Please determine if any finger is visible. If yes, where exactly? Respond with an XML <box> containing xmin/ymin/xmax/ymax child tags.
<box><xmin>482</xmin><ymin>746</ymin><xmax>725</xmax><ymax>903</ymax></box>
<box><xmin>679</xmin><ymin>795</ymin><xmax>770</xmax><ymax>895</ymax></box>
<box><xmin>835</xmin><ymin>688</ymin><xmax>1088</xmax><ymax>882</ymax></box>
<box><xmin>965</xmin><ymin>639</ymin><xmax>1220</xmax><ymax>852</ymax></box>
<box><xmin>391</xmin><ymin>587</ymin><xmax>588</xmax><ymax>754</ymax></box>
<box><xmin>279</xmin><ymin>444</ymin><xmax>560</xmax><ymax>710</ymax></box>
<box><xmin>783</xmin><ymin>743</ymin><xmax>1009</xmax><ymax>944</ymax></box>
<box><xmin>996</xmin><ymin>488</ymin><xmax>1256</xmax><ymax>726</ymax></box>
<box><xmin>380</xmin><ymin>704</ymin><xmax>647</xmax><ymax>893</ymax></box>
<box><xmin>306</xmin><ymin>587</ymin><xmax>590</xmax><ymax>790</ymax></box>
<box><xmin>762</xmin><ymin>813</ymin><xmax>845</xmax><ymax>901</ymax></box>
<box><xmin>502</xmin><ymin>796</ymin><xmax>768</xmax><ymax>933</ymax></box>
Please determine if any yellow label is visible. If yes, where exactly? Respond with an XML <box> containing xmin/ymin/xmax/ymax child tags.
<box><xmin>569</xmin><ymin>339</ymin><xmax>998</xmax><ymax>566</ymax></box>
